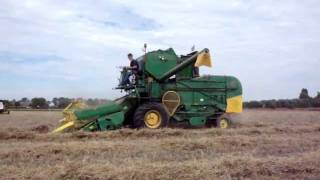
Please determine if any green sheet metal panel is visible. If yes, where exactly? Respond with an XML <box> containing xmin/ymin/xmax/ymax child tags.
<box><xmin>97</xmin><ymin>111</ymin><xmax>125</xmax><ymax>130</ymax></box>
<box><xmin>74</xmin><ymin>102</ymin><xmax>122</xmax><ymax>120</ymax></box>
<box><xmin>151</xmin><ymin>82</ymin><xmax>162</xmax><ymax>98</ymax></box>
<box><xmin>176</xmin><ymin>64</ymin><xmax>193</xmax><ymax>79</ymax></box>
<box><xmin>177</xmin><ymin>75</ymin><xmax>242</xmax><ymax>98</ymax></box>
<box><xmin>145</xmin><ymin>48</ymin><xmax>178</xmax><ymax>80</ymax></box>
<box><xmin>177</xmin><ymin>91</ymin><xmax>193</xmax><ymax>110</ymax></box>
<box><xmin>173</xmin><ymin>75</ymin><xmax>241</xmax><ymax>112</ymax></box>
<box><xmin>225</xmin><ymin>76</ymin><xmax>242</xmax><ymax>98</ymax></box>
<box><xmin>189</xmin><ymin>116</ymin><xmax>206</xmax><ymax>126</ymax></box>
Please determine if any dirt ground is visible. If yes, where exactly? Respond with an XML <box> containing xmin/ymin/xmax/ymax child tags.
<box><xmin>0</xmin><ymin>110</ymin><xmax>320</xmax><ymax>180</ymax></box>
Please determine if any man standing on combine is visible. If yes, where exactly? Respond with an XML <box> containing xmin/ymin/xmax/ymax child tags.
<box><xmin>122</xmin><ymin>53</ymin><xmax>139</xmax><ymax>86</ymax></box>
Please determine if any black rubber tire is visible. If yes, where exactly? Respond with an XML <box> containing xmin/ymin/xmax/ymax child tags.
<box><xmin>133</xmin><ymin>102</ymin><xmax>169</xmax><ymax>129</ymax></box>
<box><xmin>216</xmin><ymin>113</ymin><xmax>232</xmax><ymax>129</ymax></box>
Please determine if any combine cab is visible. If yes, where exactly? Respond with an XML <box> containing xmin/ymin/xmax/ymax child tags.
<box><xmin>54</xmin><ymin>48</ymin><xmax>242</xmax><ymax>132</ymax></box>
<box><xmin>0</xmin><ymin>101</ymin><xmax>10</xmax><ymax>114</ymax></box>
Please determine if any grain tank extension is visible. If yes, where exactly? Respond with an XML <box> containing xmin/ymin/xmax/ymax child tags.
<box><xmin>53</xmin><ymin>48</ymin><xmax>242</xmax><ymax>132</ymax></box>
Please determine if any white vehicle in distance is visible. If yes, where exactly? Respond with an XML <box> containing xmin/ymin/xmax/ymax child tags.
<box><xmin>0</xmin><ymin>101</ymin><xmax>10</xmax><ymax>114</ymax></box>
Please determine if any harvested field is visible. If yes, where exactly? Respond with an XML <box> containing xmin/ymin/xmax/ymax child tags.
<box><xmin>0</xmin><ymin>110</ymin><xmax>320</xmax><ymax>179</ymax></box>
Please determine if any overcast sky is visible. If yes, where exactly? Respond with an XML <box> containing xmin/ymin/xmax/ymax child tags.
<box><xmin>1</xmin><ymin>0</ymin><xmax>320</xmax><ymax>101</ymax></box>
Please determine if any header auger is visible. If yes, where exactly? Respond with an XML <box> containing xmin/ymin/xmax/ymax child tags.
<box><xmin>53</xmin><ymin>47</ymin><xmax>242</xmax><ymax>132</ymax></box>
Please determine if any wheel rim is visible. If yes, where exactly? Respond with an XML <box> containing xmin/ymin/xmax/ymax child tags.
<box><xmin>144</xmin><ymin>110</ymin><xmax>162</xmax><ymax>129</ymax></box>
<box><xmin>219</xmin><ymin>119</ymin><xmax>229</xmax><ymax>129</ymax></box>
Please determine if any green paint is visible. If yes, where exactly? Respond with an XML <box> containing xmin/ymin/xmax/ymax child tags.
<box><xmin>75</xmin><ymin>102</ymin><xmax>122</xmax><ymax>120</ymax></box>
<box><xmin>145</xmin><ymin>48</ymin><xmax>178</xmax><ymax>80</ymax></box>
<box><xmin>64</xmin><ymin>48</ymin><xmax>242</xmax><ymax>132</ymax></box>
<box><xmin>189</xmin><ymin>117</ymin><xmax>206</xmax><ymax>126</ymax></box>
<box><xmin>97</xmin><ymin>111</ymin><xmax>124</xmax><ymax>130</ymax></box>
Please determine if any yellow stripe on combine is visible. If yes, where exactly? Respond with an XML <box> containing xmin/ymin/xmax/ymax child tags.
<box><xmin>226</xmin><ymin>95</ymin><xmax>243</xmax><ymax>113</ymax></box>
<box><xmin>52</xmin><ymin>120</ymin><xmax>75</xmax><ymax>133</ymax></box>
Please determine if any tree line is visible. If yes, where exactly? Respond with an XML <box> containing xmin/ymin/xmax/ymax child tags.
<box><xmin>0</xmin><ymin>97</ymin><xmax>111</xmax><ymax>109</ymax></box>
<box><xmin>2</xmin><ymin>88</ymin><xmax>319</xmax><ymax>110</ymax></box>
<box><xmin>244</xmin><ymin>88</ymin><xmax>320</xmax><ymax>109</ymax></box>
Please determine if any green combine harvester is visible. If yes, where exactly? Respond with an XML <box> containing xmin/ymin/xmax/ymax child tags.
<box><xmin>53</xmin><ymin>48</ymin><xmax>242</xmax><ymax>132</ymax></box>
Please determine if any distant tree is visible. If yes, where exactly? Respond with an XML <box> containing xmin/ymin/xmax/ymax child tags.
<box><xmin>75</xmin><ymin>97</ymin><xmax>84</xmax><ymax>102</ymax></box>
<box><xmin>58</xmin><ymin>97</ymin><xmax>71</xmax><ymax>108</ymax></box>
<box><xmin>52</xmin><ymin>98</ymin><xmax>58</xmax><ymax>107</ymax></box>
<box><xmin>86</xmin><ymin>98</ymin><xmax>96</xmax><ymax>106</ymax></box>
<box><xmin>276</xmin><ymin>99</ymin><xmax>285</xmax><ymax>108</ymax></box>
<box><xmin>84</xmin><ymin>98</ymin><xmax>111</xmax><ymax>107</ymax></box>
<box><xmin>244</xmin><ymin>89</ymin><xmax>320</xmax><ymax>109</ymax></box>
<box><xmin>297</xmin><ymin>99</ymin><xmax>311</xmax><ymax>108</ymax></box>
<box><xmin>299</xmin><ymin>88</ymin><xmax>310</xmax><ymax>99</ymax></box>
<box><xmin>310</xmin><ymin>98</ymin><xmax>320</xmax><ymax>107</ymax></box>
<box><xmin>21</xmin><ymin>97</ymin><xmax>28</xmax><ymax>102</ymax></box>
<box><xmin>31</xmin><ymin>98</ymin><xmax>48</xmax><ymax>109</ymax></box>
<box><xmin>14</xmin><ymin>101</ymin><xmax>21</xmax><ymax>107</ymax></box>
<box><xmin>10</xmin><ymin>99</ymin><xmax>16</xmax><ymax>107</ymax></box>
<box><xmin>244</xmin><ymin>101</ymin><xmax>263</xmax><ymax>108</ymax></box>
<box><xmin>265</xmin><ymin>100</ymin><xmax>277</xmax><ymax>109</ymax></box>
<box><xmin>277</xmin><ymin>99</ymin><xmax>294</xmax><ymax>109</ymax></box>
<box><xmin>284</xmin><ymin>100</ymin><xmax>294</xmax><ymax>109</ymax></box>
<box><xmin>19</xmin><ymin>97</ymin><xmax>30</xmax><ymax>108</ymax></box>
<box><xmin>52</xmin><ymin>97</ymin><xmax>72</xmax><ymax>108</ymax></box>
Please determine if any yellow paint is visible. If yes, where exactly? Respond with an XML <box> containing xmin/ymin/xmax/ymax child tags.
<box><xmin>226</xmin><ymin>95</ymin><xmax>243</xmax><ymax>113</ymax></box>
<box><xmin>144</xmin><ymin>110</ymin><xmax>162</xmax><ymax>129</ymax></box>
<box><xmin>52</xmin><ymin>120</ymin><xmax>75</xmax><ymax>133</ymax></box>
<box><xmin>52</xmin><ymin>101</ymin><xmax>86</xmax><ymax>133</ymax></box>
<box><xmin>219</xmin><ymin>119</ymin><xmax>229</xmax><ymax>129</ymax></box>
<box><xmin>195</xmin><ymin>52</ymin><xmax>212</xmax><ymax>67</ymax></box>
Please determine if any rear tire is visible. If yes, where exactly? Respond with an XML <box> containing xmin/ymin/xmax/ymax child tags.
<box><xmin>216</xmin><ymin>114</ymin><xmax>232</xmax><ymax>129</ymax></box>
<box><xmin>133</xmin><ymin>102</ymin><xmax>169</xmax><ymax>129</ymax></box>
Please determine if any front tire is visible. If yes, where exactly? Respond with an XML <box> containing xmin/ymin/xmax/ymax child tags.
<box><xmin>133</xmin><ymin>102</ymin><xmax>169</xmax><ymax>129</ymax></box>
